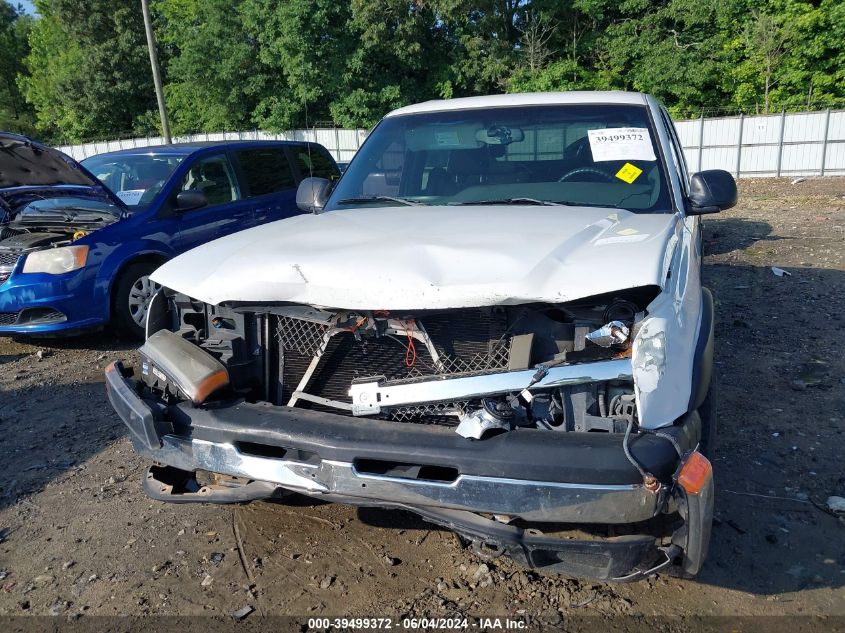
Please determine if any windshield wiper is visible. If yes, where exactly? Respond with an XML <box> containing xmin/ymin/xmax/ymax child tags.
<box><xmin>19</xmin><ymin>211</ymin><xmax>73</xmax><ymax>222</ymax></box>
<box><xmin>55</xmin><ymin>205</ymin><xmax>120</xmax><ymax>217</ymax></box>
<box><xmin>553</xmin><ymin>200</ymin><xmax>625</xmax><ymax>209</ymax></box>
<box><xmin>337</xmin><ymin>195</ymin><xmax>423</xmax><ymax>206</ymax></box>
<box><xmin>19</xmin><ymin>208</ymin><xmax>114</xmax><ymax>224</ymax></box>
<box><xmin>337</xmin><ymin>195</ymin><xmax>424</xmax><ymax>206</ymax></box>
<box><xmin>451</xmin><ymin>198</ymin><xmax>565</xmax><ymax>206</ymax></box>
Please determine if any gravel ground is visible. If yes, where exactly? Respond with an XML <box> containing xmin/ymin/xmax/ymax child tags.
<box><xmin>1</xmin><ymin>177</ymin><xmax>844</xmax><ymax>629</ymax></box>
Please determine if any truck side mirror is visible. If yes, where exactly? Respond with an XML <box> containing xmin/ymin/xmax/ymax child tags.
<box><xmin>296</xmin><ymin>177</ymin><xmax>332</xmax><ymax>214</ymax></box>
<box><xmin>686</xmin><ymin>170</ymin><xmax>737</xmax><ymax>215</ymax></box>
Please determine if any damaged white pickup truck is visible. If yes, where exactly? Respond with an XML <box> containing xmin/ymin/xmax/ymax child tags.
<box><xmin>105</xmin><ymin>92</ymin><xmax>737</xmax><ymax>580</ymax></box>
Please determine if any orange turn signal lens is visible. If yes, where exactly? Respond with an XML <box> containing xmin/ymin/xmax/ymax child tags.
<box><xmin>191</xmin><ymin>369</ymin><xmax>229</xmax><ymax>404</ymax></box>
<box><xmin>677</xmin><ymin>451</ymin><xmax>712</xmax><ymax>496</ymax></box>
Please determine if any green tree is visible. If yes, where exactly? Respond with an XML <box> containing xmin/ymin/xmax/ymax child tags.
<box><xmin>155</xmin><ymin>0</ymin><xmax>267</xmax><ymax>134</ymax></box>
<box><xmin>433</xmin><ymin>0</ymin><xmax>524</xmax><ymax>97</ymax></box>
<box><xmin>0</xmin><ymin>1</ymin><xmax>35</xmax><ymax>135</ymax></box>
<box><xmin>21</xmin><ymin>0</ymin><xmax>158</xmax><ymax>142</ymax></box>
<box><xmin>329</xmin><ymin>0</ymin><xmax>450</xmax><ymax>127</ymax></box>
<box><xmin>12</xmin><ymin>0</ymin><xmax>845</xmax><ymax>143</ymax></box>
<box><xmin>732</xmin><ymin>8</ymin><xmax>790</xmax><ymax>113</ymax></box>
<box><xmin>241</xmin><ymin>0</ymin><xmax>352</xmax><ymax>130</ymax></box>
<box><xmin>505</xmin><ymin>1</ymin><xmax>605</xmax><ymax>93</ymax></box>
<box><xmin>725</xmin><ymin>0</ymin><xmax>845</xmax><ymax>113</ymax></box>
<box><xmin>508</xmin><ymin>59</ymin><xmax>598</xmax><ymax>93</ymax></box>
<box><xmin>589</xmin><ymin>0</ymin><xmax>730</xmax><ymax>116</ymax></box>
<box><xmin>779</xmin><ymin>0</ymin><xmax>845</xmax><ymax>109</ymax></box>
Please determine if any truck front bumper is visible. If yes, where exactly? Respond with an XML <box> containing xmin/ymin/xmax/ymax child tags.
<box><xmin>106</xmin><ymin>361</ymin><xmax>713</xmax><ymax>580</ymax></box>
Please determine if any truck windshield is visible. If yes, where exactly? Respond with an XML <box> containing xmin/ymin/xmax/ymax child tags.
<box><xmin>325</xmin><ymin>104</ymin><xmax>672</xmax><ymax>213</ymax></box>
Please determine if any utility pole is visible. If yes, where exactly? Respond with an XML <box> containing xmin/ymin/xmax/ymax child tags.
<box><xmin>141</xmin><ymin>0</ymin><xmax>171</xmax><ymax>144</ymax></box>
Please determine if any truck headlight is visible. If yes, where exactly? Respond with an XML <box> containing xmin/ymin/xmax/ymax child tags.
<box><xmin>632</xmin><ymin>323</ymin><xmax>666</xmax><ymax>394</ymax></box>
<box><xmin>23</xmin><ymin>245</ymin><xmax>89</xmax><ymax>274</ymax></box>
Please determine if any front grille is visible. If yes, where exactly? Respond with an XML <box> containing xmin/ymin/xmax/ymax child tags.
<box><xmin>386</xmin><ymin>401</ymin><xmax>469</xmax><ymax>425</ymax></box>
<box><xmin>0</xmin><ymin>251</ymin><xmax>21</xmax><ymax>285</ymax></box>
<box><xmin>276</xmin><ymin>316</ymin><xmax>329</xmax><ymax>356</ymax></box>
<box><xmin>0</xmin><ymin>251</ymin><xmax>21</xmax><ymax>267</ymax></box>
<box><xmin>19</xmin><ymin>308</ymin><xmax>65</xmax><ymax>325</ymax></box>
<box><xmin>0</xmin><ymin>309</ymin><xmax>65</xmax><ymax>327</ymax></box>
<box><xmin>421</xmin><ymin>311</ymin><xmax>511</xmax><ymax>375</ymax></box>
<box><xmin>276</xmin><ymin>309</ymin><xmax>512</xmax><ymax>425</ymax></box>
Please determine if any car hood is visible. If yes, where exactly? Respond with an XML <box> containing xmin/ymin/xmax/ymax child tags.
<box><xmin>0</xmin><ymin>133</ymin><xmax>125</xmax><ymax>211</ymax></box>
<box><xmin>152</xmin><ymin>205</ymin><xmax>679</xmax><ymax>309</ymax></box>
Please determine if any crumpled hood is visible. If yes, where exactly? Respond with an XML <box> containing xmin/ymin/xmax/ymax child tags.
<box><xmin>152</xmin><ymin>205</ymin><xmax>678</xmax><ymax>309</ymax></box>
<box><xmin>0</xmin><ymin>133</ymin><xmax>124</xmax><ymax>211</ymax></box>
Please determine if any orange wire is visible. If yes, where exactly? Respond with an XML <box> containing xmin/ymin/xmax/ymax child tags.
<box><xmin>404</xmin><ymin>320</ymin><xmax>417</xmax><ymax>367</ymax></box>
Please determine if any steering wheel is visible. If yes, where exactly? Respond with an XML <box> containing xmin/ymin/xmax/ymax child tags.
<box><xmin>511</xmin><ymin>162</ymin><xmax>534</xmax><ymax>182</ymax></box>
<box><xmin>558</xmin><ymin>167</ymin><xmax>616</xmax><ymax>183</ymax></box>
<box><xmin>138</xmin><ymin>180</ymin><xmax>166</xmax><ymax>205</ymax></box>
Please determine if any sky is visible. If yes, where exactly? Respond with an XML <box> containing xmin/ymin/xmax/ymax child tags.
<box><xmin>15</xmin><ymin>0</ymin><xmax>37</xmax><ymax>15</ymax></box>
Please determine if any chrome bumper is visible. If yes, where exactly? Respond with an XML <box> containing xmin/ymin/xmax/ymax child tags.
<box><xmin>136</xmin><ymin>434</ymin><xmax>664</xmax><ymax>523</ymax></box>
<box><xmin>349</xmin><ymin>358</ymin><xmax>633</xmax><ymax>415</ymax></box>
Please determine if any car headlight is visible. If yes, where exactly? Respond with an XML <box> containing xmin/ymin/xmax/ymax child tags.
<box><xmin>22</xmin><ymin>245</ymin><xmax>89</xmax><ymax>275</ymax></box>
<box><xmin>632</xmin><ymin>323</ymin><xmax>666</xmax><ymax>394</ymax></box>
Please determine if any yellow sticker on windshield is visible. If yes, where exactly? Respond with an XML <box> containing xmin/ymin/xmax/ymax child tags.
<box><xmin>615</xmin><ymin>163</ymin><xmax>643</xmax><ymax>184</ymax></box>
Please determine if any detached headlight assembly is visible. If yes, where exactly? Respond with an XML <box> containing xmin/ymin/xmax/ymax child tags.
<box><xmin>23</xmin><ymin>245</ymin><xmax>89</xmax><ymax>275</ymax></box>
<box><xmin>632</xmin><ymin>323</ymin><xmax>666</xmax><ymax>394</ymax></box>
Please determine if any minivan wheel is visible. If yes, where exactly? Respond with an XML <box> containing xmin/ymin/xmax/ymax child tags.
<box><xmin>113</xmin><ymin>262</ymin><xmax>162</xmax><ymax>339</ymax></box>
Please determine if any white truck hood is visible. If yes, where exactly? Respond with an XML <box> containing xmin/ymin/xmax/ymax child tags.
<box><xmin>152</xmin><ymin>205</ymin><xmax>678</xmax><ymax>309</ymax></box>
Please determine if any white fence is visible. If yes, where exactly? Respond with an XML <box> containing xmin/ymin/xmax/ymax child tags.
<box><xmin>675</xmin><ymin>109</ymin><xmax>845</xmax><ymax>177</ymax></box>
<box><xmin>57</xmin><ymin>108</ymin><xmax>845</xmax><ymax>178</ymax></box>
<box><xmin>56</xmin><ymin>128</ymin><xmax>370</xmax><ymax>164</ymax></box>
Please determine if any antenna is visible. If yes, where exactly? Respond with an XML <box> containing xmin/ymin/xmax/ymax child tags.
<box><xmin>303</xmin><ymin>93</ymin><xmax>314</xmax><ymax>179</ymax></box>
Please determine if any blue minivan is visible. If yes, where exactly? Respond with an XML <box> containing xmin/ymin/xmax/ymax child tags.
<box><xmin>0</xmin><ymin>134</ymin><xmax>339</xmax><ymax>337</ymax></box>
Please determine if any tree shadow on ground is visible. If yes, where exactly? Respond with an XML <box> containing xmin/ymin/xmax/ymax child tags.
<box><xmin>702</xmin><ymin>217</ymin><xmax>782</xmax><ymax>256</ymax></box>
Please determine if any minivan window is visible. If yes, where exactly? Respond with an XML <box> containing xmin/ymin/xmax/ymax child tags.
<box><xmin>179</xmin><ymin>154</ymin><xmax>239</xmax><ymax>206</ymax></box>
<box><xmin>325</xmin><ymin>104</ymin><xmax>672</xmax><ymax>213</ymax></box>
<box><xmin>236</xmin><ymin>148</ymin><xmax>295</xmax><ymax>197</ymax></box>
<box><xmin>294</xmin><ymin>147</ymin><xmax>340</xmax><ymax>181</ymax></box>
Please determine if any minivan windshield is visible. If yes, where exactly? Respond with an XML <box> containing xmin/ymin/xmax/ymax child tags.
<box><xmin>325</xmin><ymin>104</ymin><xmax>671</xmax><ymax>213</ymax></box>
<box><xmin>82</xmin><ymin>153</ymin><xmax>185</xmax><ymax>208</ymax></box>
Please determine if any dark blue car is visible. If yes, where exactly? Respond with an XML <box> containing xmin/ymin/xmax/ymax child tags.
<box><xmin>0</xmin><ymin>133</ymin><xmax>339</xmax><ymax>338</ymax></box>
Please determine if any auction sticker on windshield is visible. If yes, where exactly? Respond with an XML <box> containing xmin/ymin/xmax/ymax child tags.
<box><xmin>615</xmin><ymin>162</ymin><xmax>643</xmax><ymax>183</ymax></box>
<box><xmin>588</xmin><ymin>127</ymin><xmax>656</xmax><ymax>162</ymax></box>
<box><xmin>116</xmin><ymin>189</ymin><xmax>145</xmax><ymax>205</ymax></box>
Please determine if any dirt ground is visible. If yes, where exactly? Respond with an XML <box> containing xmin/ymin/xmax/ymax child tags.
<box><xmin>1</xmin><ymin>177</ymin><xmax>844</xmax><ymax>629</ymax></box>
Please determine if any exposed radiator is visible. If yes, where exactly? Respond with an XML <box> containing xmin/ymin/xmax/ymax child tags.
<box><xmin>274</xmin><ymin>309</ymin><xmax>512</xmax><ymax>424</ymax></box>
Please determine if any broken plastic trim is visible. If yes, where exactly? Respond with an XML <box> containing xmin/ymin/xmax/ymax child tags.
<box><xmin>455</xmin><ymin>398</ymin><xmax>515</xmax><ymax>439</ymax></box>
<box><xmin>586</xmin><ymin>320</ymin><xmax>630</xmax><ymax>347</ymax></box>
<box><xmin>631</xmin><ymin>322</ymin><xmax>666</xmax><ymax>394</ymax></box>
